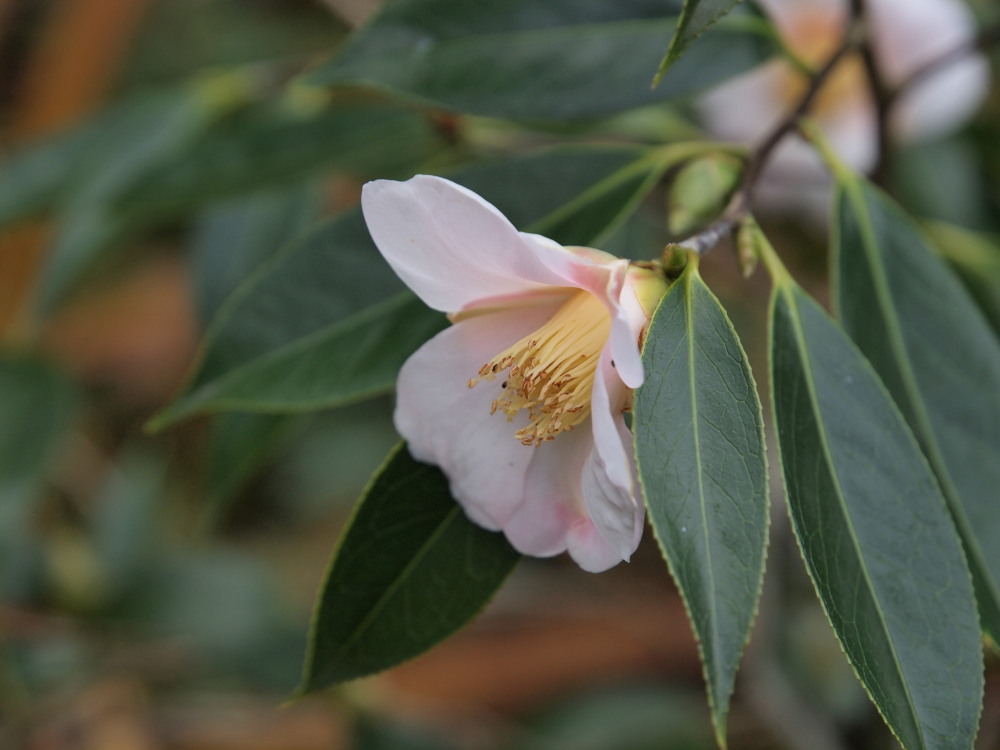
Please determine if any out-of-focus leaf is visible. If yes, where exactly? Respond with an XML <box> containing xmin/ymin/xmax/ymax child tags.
<box><xmin>892</xmin><ymin>139</ymin><xmax>996</xmax><ymax>232</ymax></box>
<box><xmin>0</xmin><ymin>355</ymin><xmax>77</xmax><ymax>598</ymax></box>
<box><xmin>123</xmin><ymin>98</ymin><xmax>443</xmax><ymax>221</ymax></box>
<box><xmin>306</xmin><ymin>0</ymin><xmax>773</xmax><ymax>120</ymax></box>
<box><xmin>191</xmin><ymin>182</ymin><xmax>324</xmax><ymax>325</ymax></box>
<box><xmin>126</xmin><ymin>548</ymin><xmax>302</xmax><ymax>688</ymax></box>
<box><xmin>190</xmin><ymin>184</ymin><xmax>324</xmax><ymax>528</ymax></box>
<box><xmin>634</xmin><ymin>257</ymin><xmax>767</xmax><ymax>746</ymax></box>
<box><xmin>90</xmin><ymin>451</ymin><xmax>166</xmax><ymax>602</ymax></box>
<box><xmin>299</xmin><ymin>444</ymin><xmax>520</xmax><ymax>690</ymax></box>
<box><xmin>35</xmin><ymin>77</ymin><xmax>253</xmax><ymax>313</ymax></box>
<box><xmin>447</xmin><ymin>145</ymin><xmax>681</xmax><ymax>246</ymax></box>
<box><xmin>121</xmin><ymin>0</ymin><xmax>343</xmax><ymax>92</ymax></box>
<box><xmin>158</xmin><ymin>294</ymin><xmax>447</xmax><ymax>425</ymax></box>
<box><xmin>925</xmin><ymin>221</ymin><xmax>1000</xmax><ymax>337</ymax></box>
<box><xmin>150</xmin><ymin>146</ymin><xmax>679</xmax><ymax>427</ymax></box>
<box><xmin>653</xmin><ymin>0</ymin><xmax>743</xmax><ymax>86</ymax></box>
<box><xmin>0</xmin><ymin>356</ymin><xmax>77</xmax><ymax>501</ymax></box>
<box><xmin>514</xmin><ymin>686</ymin><xmax>714</xmax><ymax>750</ymax></box>
<box><xmin>667</xmin><ymin>153</ymin><xmax>741</xmax><ymax>237</ymax></box>
<box><xmin>835</xmin><ymin>178</ymin><xmax>1000</xmax><ymax>645</ymax></box>
<box><xmin>149</xmin><ymin>208</ymin><xmax>414</xmax><ymax>428</ymax></box>
<box><xmin>0</xmin><ymin>120</ymin><xmax>107</xmax><ymax>228</ymax></box>
<box><xmin>769</xmin><ymin>267</ymin><xmax>982</xmax><ymax>750</ymax></box>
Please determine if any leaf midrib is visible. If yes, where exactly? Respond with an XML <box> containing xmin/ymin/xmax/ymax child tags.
<box><xmin>327</xmin><ymin>499</ymin><xmax>463</xmax><ymax>674</ymax></box>
<box><xmin>842</xmin><ymin>179</ymin><xmax>1000</xmax><ymax>613</ymax></box>
<box><xmin>779</xmin><ymin>283</ymin><xmax>926</xmax><ymax>750</ymax></box>
<box><xmin>686</xmin><ymin>273</ymin><xmax>723</xmax><ymax>699</ymax></box>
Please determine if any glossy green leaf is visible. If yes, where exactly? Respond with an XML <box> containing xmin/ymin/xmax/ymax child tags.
<box><xmin>835</xmin><ymin>179</ymin><xmax>1000</xmax><ymax>645</ymax></box>
<box><xmin>653</xmin><ymin>0</ymin><xmax>743</xmax><ymax>86</ymax></box>
<box><xmin>306</xmin><ymin>0</ymin><xmax>773</xmax><ymax>120</ymax></box>
<box><xmin>634</xmin><ymin>258</ymin><xmax>767</xmax><ymax>747</ymax></box>
<box><xmin>151</xmin><ymin>146</ymin><xmax>673</xmax><ymax>427</ymax></box>
<box><xmin>770</xmin><ymin>277</ymin><xmax>982</xmax><ymax>750</ymax></box>
<box><xmin>300</xmin><ymin>444</ymin><xmax>520</xmax><ymax>689</ymax></box>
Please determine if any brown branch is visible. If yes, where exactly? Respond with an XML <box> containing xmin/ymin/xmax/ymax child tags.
<box><xmin>678</xmin><ymin>28</ymin><xmax>860</xmax><ymax>256</ymax></box>
<box><xmin>850</xmin><ymin>0</ymin><xmax>892</xmax><ymax>187</ymax></box>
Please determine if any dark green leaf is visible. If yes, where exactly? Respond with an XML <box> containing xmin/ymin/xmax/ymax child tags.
<box><xmin>156</xmin><ymin>293</ymin><xmax>446</xmax><ymax>425</ymax></box>
<box><xmin>90</xmin><ymin>451</ymin><xmax>166</xmax><ymax>601</ymax></box>
<box><xmin>0</xmin><ymin>355</ymin><xmax>77</xmax><ymax>598</ymax></box>
<box><xmin>300</xmin><ymin>444</ymin><xmax>520</xmax><ymax>689</ymax></box>
<box><xmin>653</xmin><ymin>0</ymin><xmax>743</xmax><ymax>86</ymax></box>
<box><xmin>0</xmin><ymin>121</ymin><xmax>106</xmax><ymax>228</ymax></box>
<box><xmin>0</xmin><ymin>356</ymin><xmax>77</xmax><ymax>501</ymax></box>
<box><xmin>770</xmin><ymin>277</ymin><xmax>982</xmax><ymax>750</ymax></box>
<box><xmin>191</xmin><ymin>183</ymin><xmax>324</xmax><ymax>325</ymax></box>
<box><xmin>634</xmin><ymin>258</ymin><xmax>767</xmax><ymax>746</ymax></box>
<box><xmin>306</xmin><ymin>0</ymin><xmax>773</xmax><ymax>120</ymax></box>
<box><xmin>150</xmin><ymin>146</ymin><xmax>672</xmax><ymax>427</ymax></box>
<box><xmin>35</xmin><ymin>84</ymin><xmax>240</xmax><ymax>313</ymax></box>
<box><xmin>123</xmin><ymin>99</ymin><xmax>443</xmax><ymax>221</ymax></box>
<box><xmin>201</xmin><ymin>412</ymin><xmax>307</xmax><ymax>530</ymax></box>
<box><xmin>835</xmin><ymin>179</ymin><xmax>1000</xmax><ymax>645</ymax></box>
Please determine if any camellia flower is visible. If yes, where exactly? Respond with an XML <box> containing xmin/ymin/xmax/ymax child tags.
<box><xmin>361</xmin><ymin>175</ymin><xmax>667</xmax><ymax>572</ymax></box>
<box><xmin>699</xmin><ymin>0</ymin><xmax>989</xmax><ymax>177</ymax></box>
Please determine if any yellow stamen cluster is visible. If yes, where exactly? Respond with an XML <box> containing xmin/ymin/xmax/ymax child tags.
<box><xmin>468</xmin><ymin>291</ymin><xmax>610</xmax><ymax>446</ymax></box>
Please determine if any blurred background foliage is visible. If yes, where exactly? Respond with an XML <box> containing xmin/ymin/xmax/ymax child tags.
<box><xmin>0</xmin><ymin>0</ymin><xmax>998</xmax><ymax>749</ymax></box>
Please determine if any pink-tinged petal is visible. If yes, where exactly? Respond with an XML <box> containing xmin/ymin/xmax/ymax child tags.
<box><xmin>395</xmin><ymin>303</ymin><xmax>559</xmax><ymax>529</ymax></box>
<box><xmin>502</xmin><ymin>427</ymin><xmax>592</xmax><ymax>558</ymax></box>
<box><xmin>580</xmin><ymin>352</ymin><xmax>643</xmax><ymax>559</ymax></box>
<box><xmin>362</xmin><ymin>176</ymin><xmax>569</xmax><ymax>313</ymax></box>
<box><xmin>567</xmin><ymin>515</ymin><xmax>635</xmax><ymax>573</ymax></box>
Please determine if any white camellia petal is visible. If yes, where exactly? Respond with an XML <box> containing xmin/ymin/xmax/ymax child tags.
<box><xmin>580</xmin><ymin>353</ymin><xmax>643</xmax><ymax>560</ymax></box>
<box><xmin>503</xmin><ymin>427</ymin><xmax>593</xmax><ymax>558</ymax></box>
<box><xmin>567</xmin><ymin>515</ymin><xmax>632</xmax><ymax>573</ymax></box>
<box><xmin>362</xmin><ymin>176</ymin><xmax>570</xmax><ymax>313</ymax></box>
<box><xmin>873</xmin><ymin>0</ymin><xmax>988</xmax><ymax>141</ymax></box>
<box><xmin>395</xmin><ymin>304</ymin><xmax>558</xmax><ymax>529</ymax></box>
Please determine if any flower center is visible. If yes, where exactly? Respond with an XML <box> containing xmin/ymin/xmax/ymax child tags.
<box><xmin>468</xmin><ymin>290</ymin><xmax>610</xmax><ymax>447</ymax></box>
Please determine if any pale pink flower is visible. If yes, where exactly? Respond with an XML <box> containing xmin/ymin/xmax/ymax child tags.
<box><xmin>361</xmin><ymin>175</ymin><xmax>666</xmax><ymax>572</ymax></box>
<box><xmin>699</xmin><ymin>0</ymin><xmax>989</xmax><ymax>178</ymax></box>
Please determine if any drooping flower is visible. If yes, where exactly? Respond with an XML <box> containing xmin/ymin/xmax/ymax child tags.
<box><xmin>699</xmin><ymin>0</ymin><xmax>989</xmax><ymax>178</ymax></box>
<box><xmin>361</xmin><ymin>175</ymin><xmax>666</xmax><ymax>572</ymax></box>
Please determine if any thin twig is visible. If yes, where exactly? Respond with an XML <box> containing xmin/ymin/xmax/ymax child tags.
<box><xmin>885</xmin><ymin>19</ymin><xmax>1000</xmax><ymax>110</ymax></box>
<box><xmin>678</xmin><ymin>28</ymin><xmax>860</xmax><ymax>255</ymax></box>
<box><xmin>850</xmin><ymin>0</ymin><xmax>892</xmax><ymax>187</ymax></box>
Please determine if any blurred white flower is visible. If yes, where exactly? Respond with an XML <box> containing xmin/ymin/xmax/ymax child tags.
<box><xmin>699</xmin><ymin>0</ymin><xmax>989</xmax><ymax>178</ymax></box>
<box><xmin>362</xmin><ymin>175</ymin><xmax>667</xmax><ymax>572</ymax></box>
